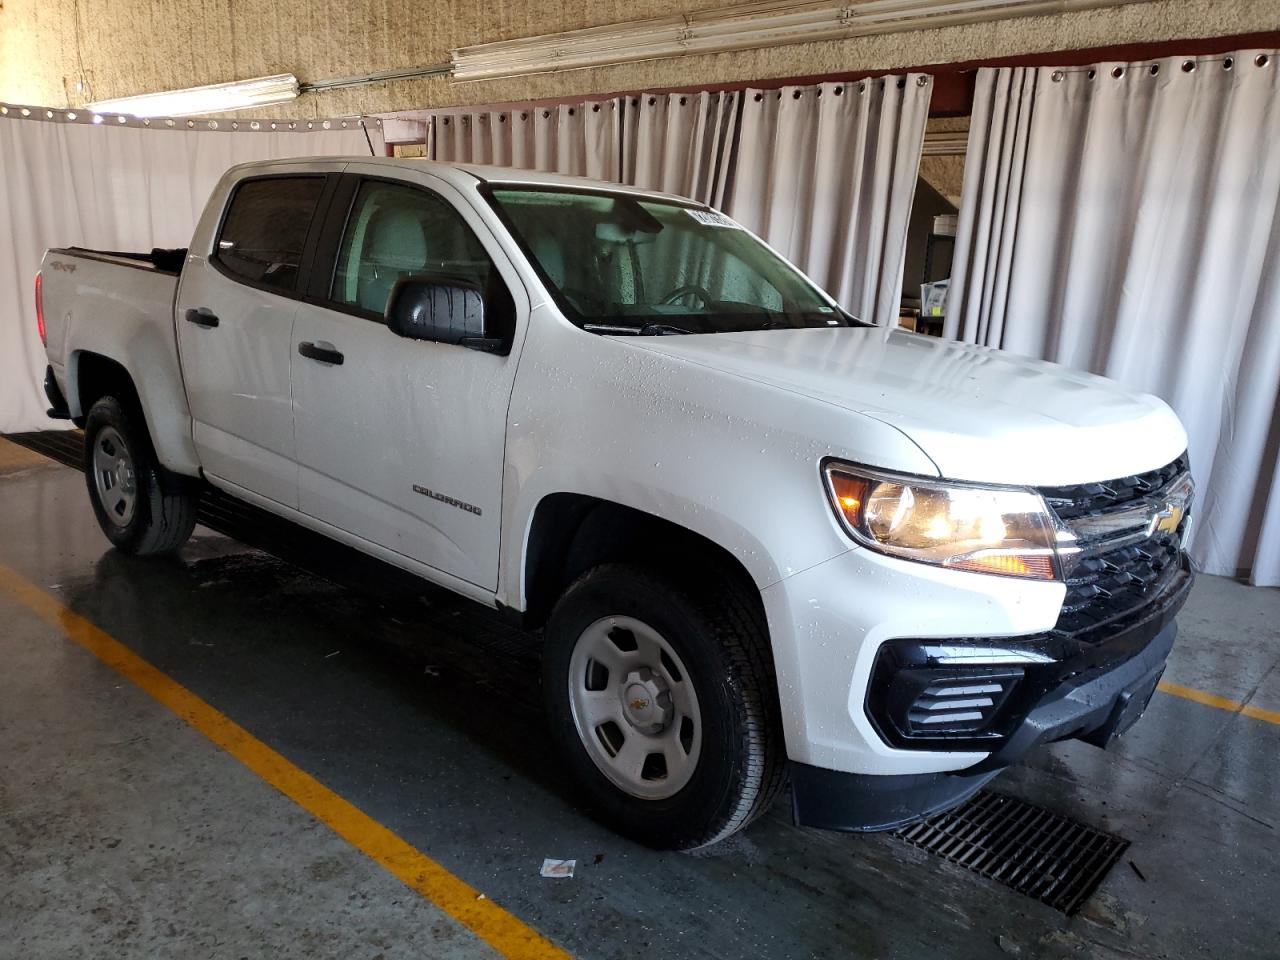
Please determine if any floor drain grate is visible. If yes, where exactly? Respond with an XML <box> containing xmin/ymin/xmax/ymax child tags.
<box><xmin>895</xmin><ymin>790</ymin><xmax>1129</xmax><ymax>915</ymax></box>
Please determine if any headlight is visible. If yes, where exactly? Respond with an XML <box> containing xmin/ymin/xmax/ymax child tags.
<box><xmin>822</xmin><ymin>463</ymin><xmax>1060</xmax><ymax>580</ymax></box>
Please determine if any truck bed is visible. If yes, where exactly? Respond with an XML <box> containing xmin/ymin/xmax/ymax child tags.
<box><xmin>40</xmin><ymin>245</ymin><xmax>199</xmax><ymax>476</ymax></box>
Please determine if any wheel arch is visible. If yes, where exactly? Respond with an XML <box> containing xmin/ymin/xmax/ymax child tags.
<box><xmin>520</xmin><ymin>493</ymin><xmax>768</xmax><ymax>632</ymax></box>
<box><xmin>70</xmin><ymin>350</ymin><xmax>142</xmax><ymax>423</ymax></box>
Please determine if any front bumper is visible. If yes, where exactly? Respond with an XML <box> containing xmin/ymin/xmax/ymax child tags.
<box><xmin>790</xmin><ymin>564</ymin><xmax>1189</xmax><ymax>832</ymax></box>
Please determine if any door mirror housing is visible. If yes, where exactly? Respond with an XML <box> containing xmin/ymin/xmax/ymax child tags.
<box><xmin>385</xmin><ymin>277</ymin><xmax>504</xmax><ymax>352</ymax></box>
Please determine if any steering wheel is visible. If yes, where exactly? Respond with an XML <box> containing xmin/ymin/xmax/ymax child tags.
<box><xmin>660</xmin><ymin>284</ymin><xmax>715</xmax><ymax>308</ymax></box>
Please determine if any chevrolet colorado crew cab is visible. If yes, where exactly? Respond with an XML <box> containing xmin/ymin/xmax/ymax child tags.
<box><xmin>37</xmin><ymin>158</ymin><xmax>1195</xmax><ymax>850</ymax></box>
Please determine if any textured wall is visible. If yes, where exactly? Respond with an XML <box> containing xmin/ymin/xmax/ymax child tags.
<box><xmin>1</xmin><ymin>0</ymin><xmax>1277</xmax><ymax>117</ymax></box>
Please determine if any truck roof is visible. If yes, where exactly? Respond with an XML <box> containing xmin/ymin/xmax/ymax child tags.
<box><xmin>226</xmin><ymin>156</ymin><xmax>700</xmax><ymax>206</ymax></box>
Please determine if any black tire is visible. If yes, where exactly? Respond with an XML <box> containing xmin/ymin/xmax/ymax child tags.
<box><xmin>543</xmin><ymin>563</ymin><xmax>786</xmax><ymax>850</ymax></box>
<box><xmin>83</xmin><ymin>396</ymin><xmax>198</xmax><ymax>555</ymax></box>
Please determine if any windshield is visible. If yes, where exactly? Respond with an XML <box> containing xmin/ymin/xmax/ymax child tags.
<box><xmin>486</xmin><ymin>186</ymin><xmax>854</xmax><ymax>335</ymax></box>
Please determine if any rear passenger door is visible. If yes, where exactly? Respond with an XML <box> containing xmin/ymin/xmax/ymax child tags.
<box><xmin>289</xmin><ymin>168</ymin><xmax>526</xmax><ymax>591</ymax></box>
<box><xmin>177</xmin><ymin>172</ymin><xmax>331</xmax><ymax>508</ymax></box>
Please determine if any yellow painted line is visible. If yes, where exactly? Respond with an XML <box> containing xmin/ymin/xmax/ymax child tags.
<box><xmin>1158</xmin><ymin>679</ymin><xmax>1280</xmax><ymax>727</ymax></box>
<box><xmin>0</xmin><ymin>563</ymin><xmax>572</xmax><ymax>960</ymax></box>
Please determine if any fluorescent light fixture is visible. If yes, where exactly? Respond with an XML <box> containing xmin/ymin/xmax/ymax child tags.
<box><xmin>452</xmin><ymin>0</ymin><xmax>1153</xmax><ymax>81</ymax></box>
<box><xmin>85</xmin><ymin>73</ymin><xmax>299</xmax><ymax>118</ymax></box>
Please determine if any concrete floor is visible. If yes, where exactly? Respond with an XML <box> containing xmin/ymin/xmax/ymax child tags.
<box><xmin>1</xmin><ymin>437</ymin><xmax>1277</xmax><ymax>960</ymax></box>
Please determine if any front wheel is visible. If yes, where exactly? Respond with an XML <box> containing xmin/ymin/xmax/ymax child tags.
<box><xmin>84</xmin><ymin>396</ymin><xmax>198</xmax><ymax>555</ymax></box>
<box><xmin>543</xmin><ymin>563</ymin><xmax>786</xmax><ymax>850</ymax></box>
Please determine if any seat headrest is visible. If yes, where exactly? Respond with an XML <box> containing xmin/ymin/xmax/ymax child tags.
<box><xmin>368</xmin><ymin>208</ymin><xmax>428</xmax><ymax>269</ymax></box>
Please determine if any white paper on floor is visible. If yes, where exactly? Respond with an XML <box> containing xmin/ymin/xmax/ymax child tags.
<box><xmin>540</xmin><ymin>858</ymin><xmax>575</xmax><ymax>879</ymax></box>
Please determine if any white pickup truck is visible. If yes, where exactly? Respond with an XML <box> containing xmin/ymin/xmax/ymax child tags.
<box><xmin>37</xmin><ymin>157</ymin><xmax>1195</xmax><ymax>849</ymax></box>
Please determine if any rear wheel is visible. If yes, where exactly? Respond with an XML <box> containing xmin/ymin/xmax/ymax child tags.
<box><xmin>543</xmin><ymin>563</ymin><xmax>785</xmax><ymax>849</ymax></box>
<box><xmin>84</xmin><ymin>396</ymin><xmax>198</xmax><ymax>555</ymax></box>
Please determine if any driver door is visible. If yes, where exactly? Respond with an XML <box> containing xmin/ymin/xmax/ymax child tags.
<box><xmin>289</xmin><ymin>170</ymin><xmax>525</xmax><ymax>590</ymax></box>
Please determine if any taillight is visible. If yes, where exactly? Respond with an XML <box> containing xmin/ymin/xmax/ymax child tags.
<box><xmin>35</xmin><ymin>271</ymin><xmax>46</xmax><ymax>346</ymax></box>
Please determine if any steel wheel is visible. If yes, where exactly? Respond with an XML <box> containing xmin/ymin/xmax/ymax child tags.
<box><xmin>568</xmin><ymin>615</ymin><xmax>703</xmax><ymax>800</ymax></box>
<box><xmin>91</xmin><ymin>425</ymin><xmax>137</xmax><ymax>528</ymax></box>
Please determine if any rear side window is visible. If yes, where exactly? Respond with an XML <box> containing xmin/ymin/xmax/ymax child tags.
<box><xmin>215</xmin><ymin>177</ymin><xmax>325</xmax><ymax>292</ymax></box>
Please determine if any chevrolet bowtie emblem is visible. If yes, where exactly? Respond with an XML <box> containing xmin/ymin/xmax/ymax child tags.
<box><xmin>1149</xmin><ymin>482</ymin><xmax>1191</xmax><ymax>537</ymax></box>
<box><xmin>1154</xmin><ymin>501</ymin><xmax>1185</xmax><ymax>535</ymax></box>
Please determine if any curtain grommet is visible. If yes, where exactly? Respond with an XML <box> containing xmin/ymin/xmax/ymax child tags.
<box><xmin>1223</xmin><ymin>56</ymin><xmax>1234</xmax><ymax>70</ymax></box>
<box><xmin>916</xmin><ymin>75</ymin><xmax>928</xmax><ymax>87</ymax></box>
<box><xmin>834</xmin><ymin>85</ymin><xmax>844</xmax><ymax>95</ymax></box>
<box><xmin>1181</xmin><ymin>59</ymin><xmax>1196</xmax><ymax>73</ymax></box>
<box><xmin>1111</xmin><ymin>66</ymin><xmax>1125</xmax><ymax>79</ymax></box>
<box><xmin>1255</xmin><ymin>54</ymin><xmax>1270</xmax><ymax>68</ymax></box>
<box><xmin>1051</xmin><ymin>70</ymin><xmax>1064</xmax><ymax>82</ymax></box>
<box><xmin>679</xmin><ymin>96</ymin><xmax>687</xmax><ymax>106</ymax></box>
<box><xmin>592</xmin><ymin>104</ymin><xmax>600</xmax><ymax>112</ymax></box>
<box><xmin>1149</xmin><ymin>64</ymin><xmax>1160</xmax><ymax>76</ymax></box>
<box><xmin>792</xmin><ymin>89</ymin><xmax>802</xmax><ymax>99</ymax></box>
<box><xmin>753</xmin><ymin>92</ymin><xmax>763</xmax><ymax>102</ymax></box>
<box><xmin>142</xmin><ymin>118</ymin><xmax>150</xmax><ymax>126</ymax></box>
<box><xmin>1087</xmin><ymin>68</ymin><xmax>1097</xmax><ymax>80</ymax></box>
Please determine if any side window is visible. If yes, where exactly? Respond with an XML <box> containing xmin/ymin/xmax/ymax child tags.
<box><xmin>215</xmin><ymin>177</ymin><xmax>325</xmax><ymax>292</ymax></box>
<box><xmin>331</xmin><ymin>180</ymin><xmax>514</xmax><ymax>343</ymax></box>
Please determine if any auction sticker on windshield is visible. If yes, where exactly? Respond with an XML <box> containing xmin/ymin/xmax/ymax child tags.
<box><xmin>687</xmin><ymin>209</ymin><xmax>740</xmax><ymax>228</ymax></box>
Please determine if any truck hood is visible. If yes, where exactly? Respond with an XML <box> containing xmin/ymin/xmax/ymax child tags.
<box><xmin>629</xmin><ymin>327</ymin><xmax>1187</xmax><ymax>486</ymax></box>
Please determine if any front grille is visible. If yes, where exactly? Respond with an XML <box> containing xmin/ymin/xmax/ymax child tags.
<box><xmin>1040</xmin><ymin>455</ymin><xmax>1190</xmax><ymax>636</ymax></box>
<box><xmin>1040</xmin><ymin>455</ymin><xmax>1188</xmax><ymax>522</ymax></box>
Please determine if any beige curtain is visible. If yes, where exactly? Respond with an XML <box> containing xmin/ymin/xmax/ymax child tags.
<box><xmin>725</xmin><ymin>77</ymin><xmax>932</xmax><ymax>326</ymax></box>
<box><xmin>622</xmin><ymin>90</ymin><xmax>739</xmax><ymax>206</ymax></box>
<box><xmin>432</xmin><ymin>100</ymin><xmax>620</xmax><ymax>180</ymax></box>
<box><xmin>947</xmin><ymin>56</ymin><xmax>1280</xmax><ymax>585</ymax></box>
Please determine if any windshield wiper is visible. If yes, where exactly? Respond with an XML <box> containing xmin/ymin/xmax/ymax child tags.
<box><xmin>582</xmin><ymin>322</ymin><xmax>696</xmax><ymax>336</ymax></box>
<box><xmin>637</xmin><ymin>322</ymin><xmax>695</xmax><ymax>336</ymax></box>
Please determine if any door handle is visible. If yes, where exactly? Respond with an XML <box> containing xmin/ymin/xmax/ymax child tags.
<box><xmin>184</xmin><ymin>307</ymin><xmax>220</xmax><ymax>328</ymax></box>
<box><xmin>298</xmin><ymin>341</ymin><xmax>344</xmax><ymax>365</ymax></box>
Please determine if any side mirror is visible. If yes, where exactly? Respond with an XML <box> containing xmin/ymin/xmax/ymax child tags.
<box><xmin>385</xmin><ymin>277</ymin><xmax>504</xmax><ymax>352</ymax></box>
